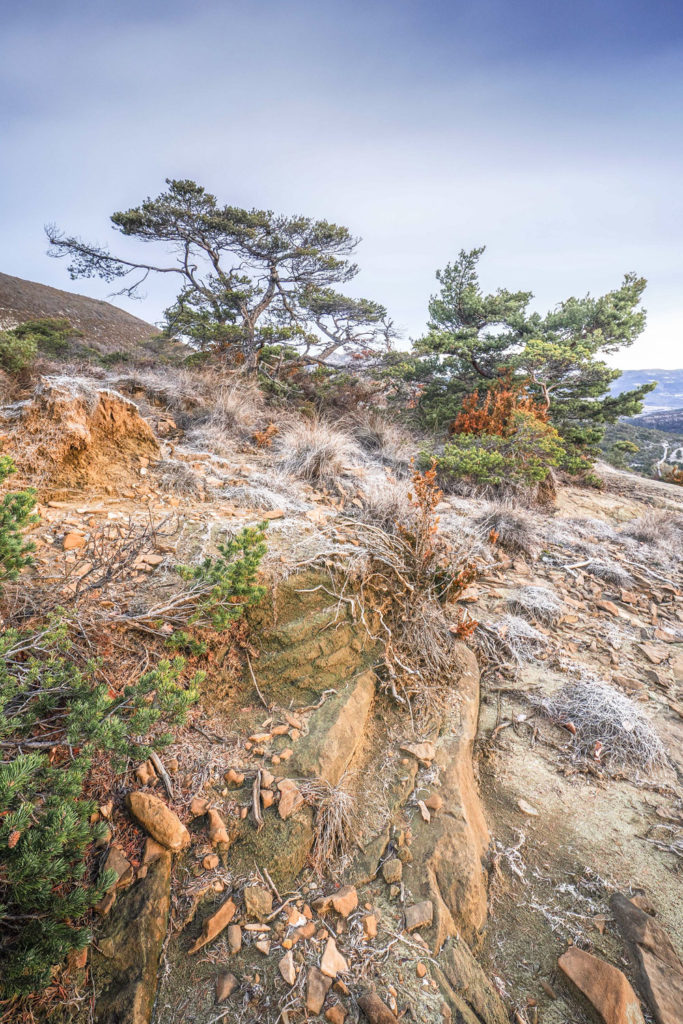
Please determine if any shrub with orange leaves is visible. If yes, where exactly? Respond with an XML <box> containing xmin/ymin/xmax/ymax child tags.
<box><xmin>450</xmin><ymin>380</ymin><xmax>547</xmax><ymax>438</ymax></box>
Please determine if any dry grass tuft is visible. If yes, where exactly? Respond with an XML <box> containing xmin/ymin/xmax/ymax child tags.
<box><xmin>154</xmin><ymin>459</ymin><xmax>205</xmax><ymax>496</ymax></box>
<box><xmin>477</xmin><ymin>613</ymin><xmax>547</xmax><ymax>668</ymax></box>
<box><xmin>619</xmin><ymin>511</ymin><xmax>680</xmax><ymax>547</ymax></box>
<box><xmin>476</xmin><ymin>503</ymin><xmax>541</xmax><ymax>560</ymax></box>
<box><xmin>584</xmin><ymin>559</ymin><xmax>633</xmax><ymax>589</ymax></box>
<box><xmin>302</xmin><ymin>779</ymin><xmax>359</xmax><ymax>876</ymax></box>
<box><xmin>344</xmin><ymin>408</ymin><xmax>412</xmax><ymax>471</ymax></box>
<box><xmin>538</xmin><ymin>680</ymin><xmax>667</xmax><ymax>770</ymax></box>
<box><xmin>353</xmin><ymin>476</ymin><xmax>413</xmax><ymax>532</ymax></box>
<box><xmin>507</xmin><ymin>585</ymin><xmax>564</xmax><ymax>626</ymax></box>
<box><xmin>275</xmin><ymin>418</ymin><xmax>362</xmax><ymax>486</ymax></box>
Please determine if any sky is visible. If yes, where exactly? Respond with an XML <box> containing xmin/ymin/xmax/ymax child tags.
<box><xmin>1</xmin><ymin>0</ymin><xmax>683</xmax><ymax>369</ymax></box>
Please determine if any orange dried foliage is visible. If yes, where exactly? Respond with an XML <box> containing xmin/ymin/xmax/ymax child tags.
<box><xmin>252</xmin><ymin>422</ymin><xmax>279</xmax><ymax>448</ymax></box>
<box><xmin>450</xmin><ymin>381</ymin><xmax>547</xmax><ymax>438</ymax></box>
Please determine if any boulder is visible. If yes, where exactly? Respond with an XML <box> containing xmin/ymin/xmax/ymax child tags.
<box><xmin>126</xmin><ymin>792</ymin><xmax>190</xmax><ymax>851</ymax></box>
<box><xmin>558</xmin><ymin>946</ymin><xmax>645</xmax><ymax>1024</ymax></box>
<box><xmin>611</xmin><ymin>893</ymin><xmax>683</xmax><ymax>1024</ymax></box>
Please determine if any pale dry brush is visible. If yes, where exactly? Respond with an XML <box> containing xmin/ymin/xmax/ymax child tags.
<box><xmin>507</xmin><ymin>585</ymin><xmax>564</xmax><ymax>626</ymax></box>
<box><xmin>275</xmin><ymin>418</ymin><xmax>363</xmax><ymax>487</ymax></box>
<box><xmin>475</xmin><ymin>503</ymin><xmax>541</xmax><ymax>560</ymax></box>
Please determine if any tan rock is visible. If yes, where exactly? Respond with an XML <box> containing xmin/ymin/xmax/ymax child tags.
<box><xmin>295</xmin><ymin>921</ymin><xmax>316</xmax><ymax>941</ymax></box>
<box><xmin>416</xmin><ymin>962</ymin><xmax>427</xmax><ymax>978</ymax></box>
<box><xmin>611</xmin><ymin>893</ymin><xmax>683</xmax><ymax>1024</ymax></box>
<box><xmin>225</xmin><ymin>769</ymin><xmax>245</xmax><ymax>786</ymax></box>
<box><xmin>307</xmin><ymin>967</ymin><xmax>332</xmax><ymax>1014</ymax></box>
<box><xmin>331</xmin><ymin>885</ymin><xmax>358</xmax><ymax>918</ymax></box>
<box><xmin>382</xmin><ymin>858</ymin><xmax>403</xmax><ymax>884</ymax></box>
<box><xmin>135</xmin><ymin>760</ymin><xmax>157</xmax><ymax>786</ymax></box>
<box><xmin>279</xmin><ymin>949</ymin><xmax>297</xmax><ymax>985</ymax></box>
<box><xmin>400</xmin><ymin>741</ymin><xmax>436</xmax><ymax>765</ymax></box>
<box><xmin>190</xmin><ymin>796</ymin><xmax>209</xmax><ymax>817</ymax></box>
<box><xmin>321</xmin><ymin>937</ymin><xmax>348</xmax><ymax>978</ymax></box>
<box><xmin>215</xmin><ymin>972</ymin><xmax>238</xmax><ymax>1002</ymax></box>
<box><xmin>249</xmin><ymin>732</ymin><xmax>272</xmax><ymax>744</ymax></box>
<box><xmin>255</xmin><ymin>938</ymin><xmax>271</xmax><ymax>954</ymax></box>
<box><xmin>425</xmin><ymin>793</ymin><xmax>443</xmax><ymax>813</ymax></box>
<box><xmin>63</xmin><ymin>532</ymin><xmax>86</xmax><ymax>550</ymax></box>
<box><xmin>363</xmin><ymin>914</ymin><xmax>378</xmax><ymax>940</ymax></box>
<box><xmin>358</xmin><ymin>991</ymin><xmax>398</xmax><ymax>1023</ymax></box>
<box><xmin>558</xmin><ymin>946</ymin><xmax>645</xmax><ymax>1024</ymax></box>
<box><xmin>405</xmin><ymin>901</ymin><xmax>433</xmax><ymax>932</ymax></box>
<box><xmin>126</xmin><ymin>792</ymin><xmax>190</xmax><ymax>851</ymax></box>
<box><xmin>188</xmin><ymin>898</ymin><xmax>237</xmax><ymax>953</ymax></box>
<box><xmin>596</xmin><ymin>599</ymin><xmax>621</xmax><ymax>617</ymax></box>
<box><xmin>203</xmin><ymin>854</ymin><xmax>219</xmax><ymax>870</ymax></box>
<box><xmin>227</xmin><ymin>924</ymin><xmax>242</xmax><ymax>954</ymax></box>
<box><xmin>517</xmin><ymin>798</ymin><xmax>539</xmax><ymax>816</ymax></box>
<box><xmin>244</xmin><ymin>884</ymin><xmax>273</xmax><ymax>921</ymax></box>
<box><xmin>271</xmin><ymin>723</ymin><xmax>290</xmax><ymax>736</ymax></box>
<box><xmin>326</xmin><ymin>1005</ymin><xmax>348</xmax><ymax>1024</ymax></box>
<box><xmin>277</xmin><ymin>778</ymin><xmax>304</xmax><ymax>819</ymax></box>
<box><xmin>103</xmin><ymin>845</ymin><xmax>134</xmax><ymax>890</ymax></box>
<box><xmin>261</xmin><ymin>770</ymin><xmax>275</xmax><ymax>788</ymax></box>
<box><xmin>207</xmin><ymin>808</ymin><xmax>229</xmax><ymax>846</ymax></box>
<box><xmin>261</xmin><ymin>789</ymin><xmax>275</xmax><ymax>809</ymax></box>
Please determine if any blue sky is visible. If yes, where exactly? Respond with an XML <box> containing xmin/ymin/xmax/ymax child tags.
<box><xmin>1</xmin><ymin>1</ymin><xmax>682</xmax><ymax>367</ymax></box>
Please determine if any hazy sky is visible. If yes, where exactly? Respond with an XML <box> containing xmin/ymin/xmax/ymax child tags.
<box><xmin>2</xmin><ymin>0</ymin><xmax>682</xmax><ymax>368</ymax></box>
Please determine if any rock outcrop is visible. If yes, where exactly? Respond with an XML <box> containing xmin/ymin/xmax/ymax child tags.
<box><xmin>611</xmin><ymin>894</ymin><xmax>683</xmax><ymax>1024</ymax></box>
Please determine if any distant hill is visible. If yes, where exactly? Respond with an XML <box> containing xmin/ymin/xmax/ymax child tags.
<box><xmin>626</xmin><ymin>408</ymin><xmax>683</xmax><ymax>433</ymax></box>
<box><xmin>0</xmin><ymin>271</ymin><xmax>160</xmax><ymax>356</ymax></box>
<box><xmin>611</xmin><ymin>368</ymin><xmax>683</xmax><ymax>413</ymax></box>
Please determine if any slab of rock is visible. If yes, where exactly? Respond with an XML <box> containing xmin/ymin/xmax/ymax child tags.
<box><xmin>92</xmin><ymin>846</ymin><xmax>171</xmax><ymax>1024</ymax></box>
<box><xmin>400</xmin><ymin>741</ymin><xmax>436</xmax><ymax>765</ymax></box>
<box><xmin>611</xmin><ymin>893</ymin><xmax>683</xmax><ymax>1024</ymax></box>
<box><xmin>244</xmin><ymin>885</ymin><xmax>273</xmax><ymax>921</ymax></box>
<box><xmin>227</xmin><ymin>924</ymin><xmax>242</xmax><ymax>954</ymax></box>
<box><xmin>277</xmin><ymin>778</ymin><xmax>304</xmax><ymax>820</ymax></box>
<box><xmin>307</xmin><ymin>966</ymin><xmax>332</xmax><ymax>1014</ymax></box>
<box><xmin>279</xmin><ymin>949</ymin><xmax>297</xmax><ymax>985</ymax></box>
<box><xmin>207</xmin><ymin>808</ymin><xmax>229</xmax><ymax>846</ymax></box>
<box><xmin>63</xmin><ymin>531</ymin><xmax>86</xmax><ymax>550</ymax></box>
<box><xmin>331</xmin><ymin>885</ymin><xmax>358</xmax><ymax>917</ymax></box>
<box><xmin>188</xmin><ymin>898</ymin><xmax>237</xmax><ymax>954</ymax></box>
<box><xmin>326</xmin><ymin>1006</ymin><xmax>348</xmax><ymax>1024</ymax></box>
<box><xmin>358</xmin><ymin>991</ymin><xmax>398</xmax><ymax>1023</ymax></box>
<box><xmin>215</xmin><ymin>972</ymin><xmax>238</xmax><ymax>1002</ymax></box>
<box><xmin>382</xmin><ymin>858</ymin><xmax>403</xmax><ymax>884</ymax></box>
<box><xmin>321</xmin><ymin>937</ymin><xmax>348</xmax><ymax>978</ymax></box>
<box><xmin>103</xmin><ymin>845</ymin><xmax>134</xmax><ymax>890</ymax></box>
<box><xmin>405</xmin><ymin>901</ymin><xmax>433</xmax><ymax>932</ymax></box>
<box><xmin>558</xmin><ymin>946</ymin><xmax>645</xmax><ymax>1024</ymax></box>
<box><xmin>126</xmin><ymin>792</ymin><xmax>190</xmax><ymax>851</ymax></box>
<box><xmin>255</xmin><ymin>938</ymin><xmax>271</xmax><ymax>954</ymax></box>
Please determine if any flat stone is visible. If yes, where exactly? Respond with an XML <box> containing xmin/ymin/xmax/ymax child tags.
<box><xmin>611</xmin><ymin>893</ymin><xmax>683</xmax><ymax>1024</ymax></box>
<box><xmin>331</xmin><ymin>885</ymin><xmax>358</xmax><ymax>918</ymax></box>
<box><xmin>558</xmin><ymin>946</ymin><xmax>645</xmax><ymax>1024</ymax></box>
<box><xmin>400</xmin><ymin>741</ymin><xmax>436</xmax><ymax>765</ymax></box>
<box><xmin>277</xmin><ymin>778</ymin><xmax>304</xmax><ymax>819</ymax></box>
<box><xmin>215</xmin><ymin>972</ymin><xmax>238</xmax><ymax>1002</ymax></box>
<box><xmin>363</xmin><ymin>914</ymin><xmax>378</xmax><ymax>939</ymax></box>
<box><xmin>188</xmin><ymin>898</ymin><xmax>237</xmax><ymax>954</ymax></box>
<box><xmin>358</xmin><ymin>991</ymin><xmax>399</xmax><ymax>1023</ymax></box>
<box><xmin>321</xmin><ymin>937</ymin><xmax>348</xmax><ymax>978</ymax></box>
<box><xmin>244</xmin><ymin>885</ymin><xmax>273</xmax><ymax>921</ymax></box>
<box><xmin>207</xmin><ymin>808</ymin><xmax>229</xmax><ymax>846</ymax></box>
<box><xmin>517</xmin><ymin>799</ymin><xmax>539</xmax><ymax>816</ymax></box>
<box><xmin>63</xmin><ymin>532</ymin><xmax>86</xmax><ymax>550</ymax></box>
<box><xmin>382</xmin><ymin>858</ymin><xmax>403</xmax><ymax>884</ymax></box>
<box><xmin>596</xmin><ymin>600</ymin><xmax>621</xmax><ymax>617</ymax></box>
<box><xmin>405</xmin><ymin>901</ymin><xmax>433</xmax><ymax>932</ymax></box>
<box><xmin>326</xmin><ymin>1005</ymin><xmax>348</xmax><ymax>1024</ymax></box>
<box><xmin>307</xmin><ymin>966</ymin><xmax>333</xmax><ymax>1014</ymax></box>
<box><xmin>126</xmin><ymin>792</ymin><xmax>190</xmax><ymax>851</ymax></box>
<box><xmin>279</xmin><ymin>949</ymin><xmax>297</xmax><ymax>985</ymax></box>
<box><xmin>255</xmin><ymin>938</ymin><xmax>271</xmax><ymax>954</ymax></box>
<box><xmin>227</xmin><ymin>924</ymin><xmax>242</xmax><ymax>954</ymax></box>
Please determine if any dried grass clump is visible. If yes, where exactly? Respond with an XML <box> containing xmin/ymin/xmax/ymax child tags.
<box><xmin>189</xmin><ymin>379</ymin><xmax>267</xmax><ymax>453</ymax></box>
<box><xmin>303</xmin><ymin>779</ymin><xmax>358</xmax><ymax>876</ymax></box>
<box><xmin>345</xmin><ymin>408</ymin><xmax>412</xmax><ymax>471</ymax></box>
<box><xmin>154</xmin><ymin>459</ymin><xmax>205</xmax><ymax>496</ymax></box>
<box><xmin>476</xmin><ymin>504</ymin><xmax>541</xmax><ymax>560</ymax></box>
<box><xmin>584</xmin><ymin>559</ymin><xmax>633</xmax><ymax>589</ymax></box>
<box><xmin>275</xmin><ymin>418</ymin><xmax>362</xmax><ymax>486</ymax></box>
<box><xmin>539</xmin><ymin>680</ymin><xmax>667</xmax><ymax>769</ymax></box>
<box><xmin>354</xmin><ymin>476</ymin><xmax>413</xmax><ymax>532</ymax></box>
<box><xmin>485</xmin><ymin>614</ymin><xmax>546</xmax><ymax>665</ymax></box>
<box><xmin>619</xmin><ymin>511</ymin><xmax>679</xmax><ymax>547</ymax></box>
<box><xmin>507</xmin><ymin>586</ymin><xmax>564</xmax><ymax>626</ymax></box>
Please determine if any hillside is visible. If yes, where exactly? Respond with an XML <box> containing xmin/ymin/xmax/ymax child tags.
<box><xmin>611</xmin><ymin>368</ymin><xmax>683</xmax><ymax>412</ymax></box>
<box><xmin>0</xmin><ymin>271</ymin><xmax>160</xmax><ymax>356</ymax></box>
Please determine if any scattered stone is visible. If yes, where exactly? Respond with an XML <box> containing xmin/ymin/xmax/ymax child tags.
<box><xmin>558</xmin><ymin>946</ymin><xmax>645</xmax><ymax>1024</ymax></box>
<box><xmin>255</xmin><ymin>938</ymin><xmax>271</xmax><ymax>955</ymax></box>
<box><xmin>215</xmin><ymin>972</ymin><xmax>239</xmax><ymax>1002</ymax></box>
<box><xmin>517</xmin><ymin>799</ymin><xmax>539</xmax><ymax>816</ymax></box>
<box><xmin>244</xmin><ymin>885</ymin><xmax>273</xmax><ymax>921</ymax></box>
<box><xmin>135</xmin><ymin>760</ymin><xmax>157</xmax><ymax>786</ymax></box>
<box><xmin>103</xmin><ymin>845</ymin><xmax>134</xmax><ymax>889</ymax></box>
<box><xmin>332</xmin><ymin>885</ymin><xmax>358</xmax><ymax>917</ymax></box>
<box><xmin>382</xmin><ymin>858</ymin><xmax>403</xmax><ymax>884</ymax></box>
<box><xmin>637</xmin><ymin>644</ymin><xmax>665</xmax><ymax>665</ymax></box>
<box><xmin>228</xmin><ymin>924</ymin><xmax>242</xmax><ymax>954</ymax></box>
<box><xmin>539</xmin><ymin>980</ymin><xmax>557</xmax><ymax>1000</ymax></box>
<box><xmin>417</xmin><ymin>800</ymin><xmax>431</xmax><ymax>822</ymax></box>
<box><xmin>405</xmin><ymin>901</ymin><xmax>433</xmax><ymax>932</ymax></box>
<box><xmin>596</xmin><ymin>600</ymin><xmax>621</xmax><ymax>617</ymax></box>
<box><xmin>261</xmin><ymin>789</ymin><xmax>275</xmax><ymax>808</ymax></box>
<box><xmin>63</xmin><ymin>532</ymin><xmax>86</xmax><ymax>550</ymax></box>
<box><xmin>425</xmin><ymin>793</ymin><xmax>443</xmax><ymax>813</ymax></box>
<box><xmin>358</xmin><ymin>991</ymin><xmax>399</xmax><ymax>1023</ymax></box>
<box><xmin>295</xmin><ymin>921</ymin><xmax>316</xmax><ymax>941</ymax></box>
<box><xmin>277</xmin><ymin>778</ymin><xmax>304</xmax><ymax>819</ymax></box>
<box><xmin>203</xmin><ymin>854</ymin><xmax>219</xmax><ymax>870</ymax></box>
<box><xmin>307</xmin><ymin>967</ymin><xmax>333</xmax><ymax>1014</ymax></box>
<box><xmin>261</xmin><ymin>770</ymin><xmax>275</xmax><ymax>788</ymax></box>
<box><xmin>207</xmin><ymin>808</ymin><xmax>230</xmax><ymax>846</ymax></box>
<box><xmin>249</xmin><ymin>732</ymin><xmax>272</xmax><ymax>744</ymax></box>
<box><xmin>611</xmin><ymin>893</ymin><xmax>683</xmax><ymax>1024</ymax></box>
<box><xmin>326</xmin><ymin>1005</ymin><xmax>348</xmax><ymax>1024</ymax></box>
<box><xmin>321</xmin><ymin>937</ymin><xmax>348</xmax><ymax>978</ymax></box>
<box><xmin>279</xmin><ymin>949</ymin><xmax>297</xmax><ymax>985</ymax></box>
<box><xmin>225</xmin><ymin>769</ymin><xmax>245</xmax><ymax>786</ymax></box>
<box><xmin>188</xmin><ymin>898</ymin><xmax>237</xmax><ymax>954</ymax></box>
<box><xmin>280</xmin><ymin>747</ymin><xmax>293</xmax><ymax>761</ymax></box>
<box><xmin>126</xmin><ymin>792</ymin><xmax>190</xmax><ymax>851</ymax></box>
<box><xmin>272</xmin><ymin>723</ymin><xmax>289</xmax><ymax>736</ymax></box>
<box><xmin>400</xmin><ymin>741</ymin><xmax>436</xmax><ymax>765</ymax></box>
<box><xmin>416</xmin><ymin>962</ymin><xmax>427</xmax><ymax>978</ymax></box>
<box><xmin>190</xmin><ymin>796</ymin><xmax>209</xmax><ymax>817</ymax></box>
<box><xmin>363</xmin><ymin>914</ymin><xmax>378</xmax><ymax>940</ymax></box>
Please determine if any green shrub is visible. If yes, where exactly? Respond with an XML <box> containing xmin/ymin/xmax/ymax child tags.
<box><xmin>0</xmin><ymin>628</ymin><xmax>199</xmax><ymax>998</ymax></box>
<box><xmin>435</xmin><ymin>410</ymin><xmax>565</xmax><ymax>489</ymax></box>
<box><xmin>0</xmin><ymin>456</ymin><xmax>36</xmax><ymax>583</ymax></box>
<box><xmin>0</xmin><ymin>328</ymin><xmax>38</xmax><ymax>372</ymax></box>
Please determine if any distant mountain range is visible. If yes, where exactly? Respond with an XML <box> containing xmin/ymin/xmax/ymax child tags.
<box><xmin>611</xmin><ymin>368</ymin><xmax>683</xmax><ymax>413</ymax></box>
